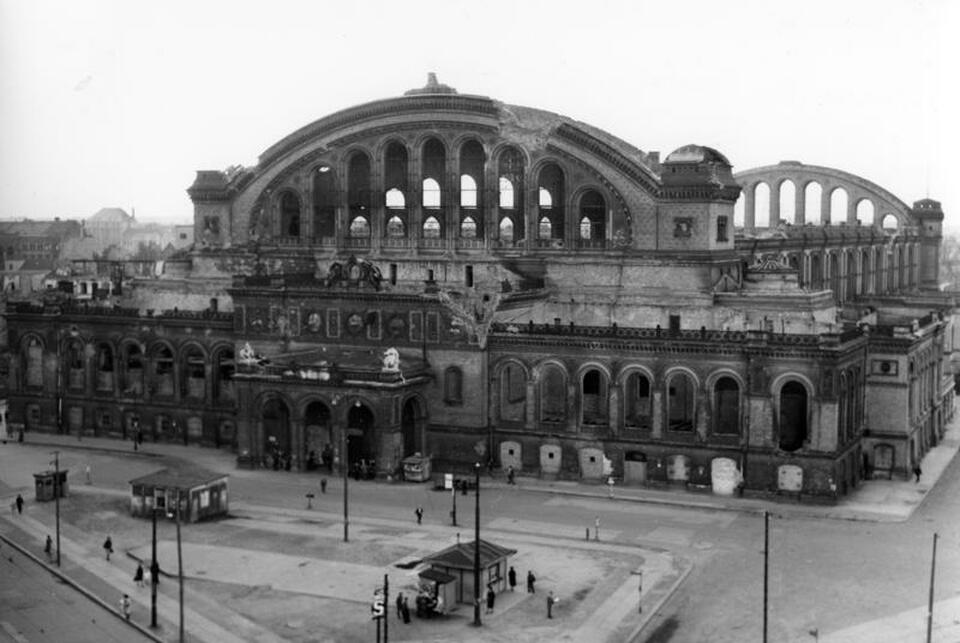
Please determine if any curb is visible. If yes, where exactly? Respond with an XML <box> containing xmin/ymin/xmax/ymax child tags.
<box><xmin>627</xmin><ymin>558</ymin><xmax>694</xmax><ymax>643</ymax></box>
<box><xmin>0</xmin><ymin>531</ymin><xmax>165</xmax><ymax>643</ymax></box>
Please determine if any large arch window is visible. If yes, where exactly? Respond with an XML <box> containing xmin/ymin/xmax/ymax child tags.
<box><xmin>280</xmin><ymin>191</ymin><xmax>301</xmax><ymax>237</ymax></box>
<box><xmin>538</xmin><ymin>163</ymin><xmax>564</xmax><ymax>240</ymax></box>
<box><xmin>666</xmin><ymin>372</ymin><xmax>695</xmax><ymax>431</ymax></box>
<box><xmin>24</xmin><ymin>337</ymin><xmax>43</xmax><ymax>388</ymax></box>
<box><xmin>538</xmin><ymin>217</ymin><xmax>552</xmax><ymax>240</ymax></box>
<box><xmin>540</xmin><ymin>364</ymin><xmax>566</xmax><ymax>423</ymax></box>
<box><xmin>386</xmin><ymin>188</ymin><xmax>406</xmax><ymax>209</ymax></box>
<box><xmin>387</xmin><ymin>215</ymin><xmax>406</xmax><ymax>237</ymax></box>
<box><xmin>499</xmin><ymin>177</ymin><xmax>515</xmax><ymax>209</ymax></box>
<box><xmin>498</xmin><ymin>148</ymin><xmax>525</xmax><ymax>239</ymax></box>
<box><xmin>779</xmin><ymin>381</ymin><xmax>808</xmax><ymax>451</ymax></box>
<box><xmin>714</xmin><ymin>377</ymin><xmax>740</xmax><ymax>434</ymax></box>
<box><xmin>624</xmin><ymin>372</ymin><xmax>651</xmax><ymax>429</ymax></box>
<box><xmin>349</xmin><ymin>216</ymin><xmax>370</xmax><ymax>238</ymax></box>
<box><xmin>460</xmin><ymin>175</ymin><xmax>477</xmax><ymax>208</ymax></box>
<box><xmin>422</xmin><ymin>178</ymin><xmax>441</xmax><ymax>209</ymax></box>
<box><xmin>460</xmin><ymin>216</ymin><xmax>477</xmax><ymax>239</ymax></box>
<box><xmin>66</xmin><ymin>340</ymin><xmax>85</xmax><ymax>391</ymax></box>
<box><xmin>182</xmin><ymin>346</ymin><xmax>206</xmax><ymax>399</ymax></box>
<box><xmin>579</xmin><ymin>190</ymin><xmax>606</xmax><ymax>242</ymax></box>
<box><xmin>581</xmin><ymin>369</ymin><xmax>607</xmax><ymax>426</ymax></box>
<box><xmin>96</xmin><ymin>343</ymin><xmax>114</xmax><ymax>392</ymax></box>
<box><xmin>422</xmin><ymin>216</ymin><xmax>441</xmax><ymax>239</ymax></box>
<box><xmin>348</xmin><ymin>152</ymin><xmax>372</xmax><ymax>214</ymax></box>
<box><xmin>123</xmin><ymin>343</ymin><xmax>144</xmax><ymax>396</ymax></box>
<box><xmin>444</xmin><ymin>366</ymin><xmax>463</xmax><ymax>405</ymax></box>
<box><xmin>499</xmin><ymin>217</ymin><xmax>514</xmax><ymax>242</ymax></box>
<box><xmin>152</xmin><ymin>346</ymin><xmax>174</xmax><ymax>396</ymax></box>
<box><xmin>539</xmin><ymin>188</ymin><xmax>552</xmax><ymax>208</ymax></box>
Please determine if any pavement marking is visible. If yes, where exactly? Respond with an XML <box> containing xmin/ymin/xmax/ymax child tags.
<box><xmin>0</xmin><ymin>621</ymin><xmax>29</xmax><ymax>643</ymax></box>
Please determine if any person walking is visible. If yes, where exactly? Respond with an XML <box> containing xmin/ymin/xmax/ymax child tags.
<box><xmin>395</xmin><ymin>592</ymin><xmax>404</xmax><ymax>619</ymax></box>
<box><xmin>85</xmin><ymin>465</ymin><xmax>92</xmax><ymax>485</ymax></box>
<box><xmin>594</xmin><ymin>515</ymin><xmax>601</xmax><ymax>541</ymax></box>
<box><xmin>508</xmin><ymin>566</ymin><xmax>517</xmax><ymax>591</ymax></box>
<box><xmin>44</xmin><ymin>535</ymin><xmax>53</xmax><ymax>561</ymax></box>
<box><xmin>401</xmin><ymin>595</ymin><xmax>411</xmax><ymax>624</ymax></box>
<box><xmin>547</xmin><ymin>591</ymin><xmax>559</xmax><ymax>618</ymax></box>
<box><xmin>119</xmin><ymin>594</ymin><xmax>131</xmax><ymax>620</ymax></box>
<box><xmin>415</xmin><ymin>506</ymin><xmax>424</xmax><ymax>524</ymax></box>
<box><xmin>134</xmin><ymin>563</ymin><xmax>145</xmax><ymax>588</ymax></box>
<box><xmin>485</xmin><ymin>585</ymin><xmax>496</xmax><ymax>614</ymax></box>
<box><xmin>527</xmin><ymin>570</ymin><xmax>536</xmax><ymax>593</ymax></box>
<box><xmin>15</xmin><ymin>494</ymin><xmax>23</xmax><ymax>515</ymax></box>
<box><xmin>320</xmin><ymin>478</ymin><xmax>328</xmax><ymax>494</ymax></box>
<box><xmin>507</xmin><ymin>466</ymin><xmax>516</xmax><ymax>485</ymax></box>
<box><xmin>103</xmin><ymin>536</ymin><xmax>114</xmax><ymax>561</ymax></box>
<box><xmin>913</xmin><ymin>464</ymin><xmax>922</xmax><ymax>483</ymax></box>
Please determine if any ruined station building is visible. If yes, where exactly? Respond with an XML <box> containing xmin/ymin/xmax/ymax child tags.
<box><xmin>5</xmin><ymin>76</ymin><xmax>955</xmax><ymax>499</ymax></box>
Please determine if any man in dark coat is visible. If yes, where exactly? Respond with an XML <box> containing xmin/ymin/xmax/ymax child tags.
<box><xmin>527</xmin><ymin>570</ymin><xmax>536</xmax><ymax>593</ymax></box>
<box><xmin>485</xmin><ymin>586</ymin><xmax>495</xmax><ymax>613</ymax></box>
<box><xmin>15</xmin><ymin>494</ymin><xmax>23</xmax><ymax>515</ymax></box>
<box><xmin>508</xmin><ymin>566</ymin><xmax>517</xmax><ymax>591</ymax></box>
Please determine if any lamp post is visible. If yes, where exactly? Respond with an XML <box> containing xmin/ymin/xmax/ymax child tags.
<box><xmin>473</xmin><ymin>461</ymin><xmax>481</xmax><ymax>627</ymax></box>
<box><xmin>168</xmin><ymin>491</ymin><xmax>184</xmax><ymax>643</ymax></box>
<box><xmin>342</xmin><ymin>424</ymin><xmax>349</xmax><ymax>543</ymax></box>
<box><xmin>50</xmin><ymin>451</ymin><xmax>61</xmax><ymax>567</ymax></box>
<box><xmin>150</xmin><ymin>505</ymin><xmax>159</xmax><ymax>629</ymax></box>
<box><xmin>451</xmin><ymin>480</ymin><xmax>457</xmax><ymax>526</ymax></box>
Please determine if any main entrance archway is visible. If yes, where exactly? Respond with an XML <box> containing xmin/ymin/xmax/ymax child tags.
<box><xmin>346</xmin><ymin>402</ymin><xmax>375</xmax><ymax>467</ymax></box>
<box><xmin>262</xmin><ymin>398</ymin><xmax>291</xmax><ymax>463</ymax></box>
<box><xmin>303</xmin><ymin>401</ymin><xmax>332</xmax><ymax>465</ymax></box>
<box><xmin>401</xmin><ymin>397</ymin><xmax>425</xmax><ymax>457</ymax></box>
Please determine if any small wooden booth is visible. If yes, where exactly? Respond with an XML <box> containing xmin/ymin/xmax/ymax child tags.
<box><xmin>34</xmin><ymin>470</ymin><xmax>69</xmax><ymax>501</ymax></box>
<box><xmin>420</xmin><ymin>539</ymin><xmax>516</xmax><ymax>605</ymax></box>
<box><xmin>129</xmin><ymin>467</ymin><xmax>229</xmax><ymax>523</ymax></box>
<box><xmin>402</xmin><ymin>453</ymin><xmax>432</xmax><ymax>482</ymax></box>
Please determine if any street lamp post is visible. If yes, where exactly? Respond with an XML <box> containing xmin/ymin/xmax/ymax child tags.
<box><xmin>169</xmin><ymin>491</ymin><xmax>184</xmax><ymax>643</ymax></box>
<box><xmin>451</xmin><ymin>480</ymin><xmax>457</xmax><ymax>526</ymax></box>
<box><xmin>473</xmin><ymin>462</ymin><xmax>481</xmax><ymax>627</ymax></box>
<box><xmin>342</xmin><ymin>425</ymin><xmax>349</xmax><ymax>543</ymax></box>
<box><xmin>51</xmin><ymin>451</ymin><xmax>61</xmax><ymax>567</ymax></box>
<box><xmin>150</xmin><ymin>505</ymin><xmax>159</xmax><ymax>629</ymax></box>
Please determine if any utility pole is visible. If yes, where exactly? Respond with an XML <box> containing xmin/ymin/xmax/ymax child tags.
<box><xmin>342</xmin><ymin>427</ymin><xmax>349</xmax><ymax>543</ymax></box>
<box><xmin>383</xmin><ymin>573</ymin><xmax>389</xmax><ymax>643</ymax></box>
<box><xmin>150</xmin><ymin>506</ymin><xmax>158</xmax><ymax>629</ymax></box>
<box><xmin>51</xmin><ymin>451</ymin><xmax>61</xmax><ymax>567</ymax></box>
<box><xmin>451</xmin><ymin>480</ymin><xmax>457</xmax><ymax>526</ymax></box>
<box><xmin>763</xmin><ymin>510</ymin><xmax>769</xmax><ymax>643</ymax></box>
<box><xmin>926</xmin><ymin>532</ymin><xmax>938</xmax><ymax>643</ymax></box>
<box><xmin>473</xmin><ymin>462</ymin><xmax>481</xmax><ymax>627</ymax></box>
<box><xmin>175</xmin><ymin>492</ymin><xmax>184</xmax><ymax>643</ymax></box>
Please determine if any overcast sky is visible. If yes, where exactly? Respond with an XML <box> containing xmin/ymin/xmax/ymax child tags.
<box><xmin>1</xmin><ymin>0</ymin><xmax>957</xmax><ymax>229</ymax></box>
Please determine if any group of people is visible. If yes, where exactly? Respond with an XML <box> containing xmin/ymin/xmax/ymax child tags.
<box><xmin>395</xmin><ymin>592</ymin><xmax>412</xmax><ymax>622</ymax></box>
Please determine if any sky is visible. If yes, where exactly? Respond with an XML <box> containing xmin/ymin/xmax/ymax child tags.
<box><xmin>1</xmin><ymin>0</ymin><xmax>957</xmax><ymax>229</ymax></box>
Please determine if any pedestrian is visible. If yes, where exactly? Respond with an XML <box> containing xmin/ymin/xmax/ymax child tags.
<box><xmin>547</xmin><ymin>591</ymin><xmax>559</xmax><ymax>618</ymax></box>
<box><xmin>913</xmin><ymin>464</ymin><xmax>922</xmax><ymax>483</ymax></box>
<box><xmin>85</xmin><ymin>464</ymin><xmax>92</xmax><ymax>485</ymax></box>
<box><xmin>103</xmin><ymin>536</ymin><xmax>114</xmax><ymax>561</ymax></box>
<box><xmin>415</xmin><ymin>506</ymin><xmax>424</xmax><ymax>524</ymax></box>
<box><xmin>507</xmin><ymin>467</ymin><xmax>515</xmax><ymax>485</ymax></box>
<box><xmin>120</xmin><ymin>593</ymin><xmax>131</xmax><ymax>620</ymax></box>
<box><xmin>395</xmin><ymin>591</ymin><xmax>404</xmax><ymax>619</ymax></box>
<box><xmin>594</xmin><ymin>515</ymin><xmax>600</xmax><ymax>541</ymax></box>
<box><xmin>485</xmin><ymin>585</ymin><xmax>495</xmax><ymax>614</ymax></box>
<box><xmin>134</xmin><ymin>563</ymin><xmax>144</xmax><ymax>588</ymax></box>
<box><xmin>607</xmin><ymin>476</ymin><xmax>615</xmax><ymax>498</ymax></box>
<box><xmin>527</xmin><ymin>570</ymin><xmax>536</xmax><ymax>593</ymax></box>
<box><xmin>320</xmin><ymin>478</ymin><xmax>328</xmax><ymax>494</ymax></box>
<box><xmin>44</xmin><ymin>535</ymin><xmax>53</xmax><ymax>561</ymax></box>
<box><xmin>508</xmin><ymin>566</ymin><xmax>517</xmax><ymax>591</ymax></box>
<box><xmin>15</xmin><ymin>493</ymin><xmax>23</xmax><ymax>515</ymax></box>
<box><xmin>401</xmin><ymin>595</ymin><xmax>411</xmax><ymax>624</ymax></box>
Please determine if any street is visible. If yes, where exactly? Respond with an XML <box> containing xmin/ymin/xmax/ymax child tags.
<box><xmin>0</xmin><ymin>433</ymin><xmax>958</xmax><ymax>642</ymax></box>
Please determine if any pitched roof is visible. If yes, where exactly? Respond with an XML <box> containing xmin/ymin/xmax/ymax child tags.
<box><xmin>129</xmin><ymin>466</ymin><xmax>228</xmax><ymax>490</ymax></box>
<box><xmin>422</xmin><ymin>539</ymin><xmax>516</xmax><ymax>570</ymax></box>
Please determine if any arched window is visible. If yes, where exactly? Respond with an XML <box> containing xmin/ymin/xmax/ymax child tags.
<box><xmin>779</xmin><ymin>381</ymin><xmax>808</xmax><ymax>451</ymax></box>
<box><xmin>460</xmin><ymin>216</ymin><xmax>477</xmax><ymax>238</ymax></box>
<box><xmin>581</xmin><ymin>369</ymin><xmax>607</xmax><ymax>425</ymax></box>
<box><xmin>461</xmin><ymin>175</ymin><xmax>478</xmax><ymax>208</ymax></box>
<box><xmin>25</xmin><ymin>337</ymin><xmax>43</xmax><ymax>387</ymax></box>
<box><xmin>444</xmin><ymin>366</ymin><xmax>463</xmax><ymax>405</ymax></box>
<box><xmin>387</xmin><ymin>216</ymin><xmax>405</xmax><ymax>237</ymax></box>
<box><xmin>423</xmin><ymin>216</ymin><xmax>441</xmax><ymax>239</ymax></box>
<box><xmin>624</xmin><ymin>372</ymin><xmax>651</xmax><ymax>429</ymax></box>
<box><xmin>349</xmin><ymin>216</ymin><xmax>370</xmax><ymax>238</ymax></box>
<box><xmin>539</xmin><ymin>188</ymin><xmax>552</xmax><ymax>208</ymax></box>
<box><xmin>579</xmin><ymin>190</ymin><xmax>606</xmax><ymax>241</ymax></box>
<box><xmin>422</xmin><ymin>178</ymin><xmax>441</xmax><ymax>209</ymax></box>
<box><xmin>499</xmin><ymin>217</ymin><xmax>514</xmax><ymax>242</ymax></box>
<box><xmin>667</xmin><ymin>372</ymin><xmax>695</xmax><ymax>431</ymax></box>
<box><xmin>313</xmin><ymin>165</ymin><xmax>337</xmax><ymax>239</ymax></box>
<box><xmin>714</xmin><ymin>377</ymin><xmax>740</xmax><ymax>434</ymax></box>
<box><xmin>280</xmin><ymin>191</ymin><xmax>301</xmax><ymax>237</ymax></box>
<box><xmin>214</xmin><ymin>348</ymin><xmax>234</xmax><ymax>401</ymax></box>
<box><xmin>830</xmin><ymin>188</ymin><xmax>848</xmax><ymax>225</ymax></box>
<box><xmin>386</xmin><ymin>188</ymin><xmax>406</xmax><ymax>209</ymax></box>
<box><xmin>540</xmin><ymin>365</ymin><xmax>566</xmax><ymax>423</ymax></box>
<box><xmin>182</xmin><ymin>347</ymin><xmax>205</xmax><ymax>399</ymax></box>
<box><xmin>96</xmin><ymin>343</ymin><xmax>114</xmax><ymax>391</ymax></box>
<box><xmin>538</xmin><ymin>217</ymin><xmax>552</xmax><ymax>240</ymax></box>
<box><xmin>67</xmin><ymin>340</ymin><xmax>85</xmax><ymax>391</ymax></box>
<box><xmin>499</xmin><ymin>177</ymin><xmax>514</xmax><ymax>209</ymax></box>
<box><xmin>152</xmin><ymin>345</ymin><xmax>174</xmax><ymax>396</ymax></box>
<box><xmin>123</xmin><ymin>343</ymin><xmax>143</xmax><ymax>396</ymax></box>
<box><xmin>499</xmin><ymin>363</ymin><xmax>526</xmax><ymax>423</ymax></box>
<box><xmin>348</xmin><ymin>152</ymin><xmax>372</xmax><ymax>212</ymax></box>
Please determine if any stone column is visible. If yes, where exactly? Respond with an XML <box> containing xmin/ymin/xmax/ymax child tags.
<box><xmin>794</xmin><ymin>184</ymin><xmax>806</xmax><ymax>225</ymax></box>
<box><xmin>446</xmin><ymin>151</ymin><xmax>458</xmax><ymax>250</ymax></box>
<box><xmin>821</xmin><ymin>187</ymin><xmax>832</xmax><ymax>225</ymax></box>
<box><xmin>769</xmin><ymin>182</ymin><xmax>781</xmax><ymax>225</ymax></box>
<box><xmin>566</xmin><ymin>382</ymin><xmax>578</xmax><ymax>432</ymax></box>
<box><xmin>847</xmin><ymin>195</ymin><xmax>858</xmax><ymax>225</ymax></box>
<box><xmin>608</xmin><ymin>387</ymin><xmax>620</xmax><ymax>436</ymax></box>
<box><xmin>651</xmin><ymin>390</ymin><xmax>663</xmax><ymax>438</ymax></box>
<box><xmin>370</xmin><ymin>154</ymin><xmax>384</xmax><ymax>251</ymax></box>
<box><xmin>744</xmin><ymin>184</ymin><xmax>755</xmax><ymax>231</ymax></box>
<box><xmin>525</xmin><ymin>381</ymin><xmax>536</xmax><ymax>429</ymax></box>
<box><xmin>485</xmin><ymin>156</ymin><xmax>497</xmax><ymax>244</ymax></box>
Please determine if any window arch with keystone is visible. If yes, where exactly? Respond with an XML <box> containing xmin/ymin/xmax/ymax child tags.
<box><xmin>580</xmin><ymin>368</ymin><xmax>608</xmax><ymax>426</ymax></box>
<box><xmin>666</xmin><ymin>371</ymin><xmax>695</xmax><ymax>431</ymax></box>
<box><xmin>713</xmin><ymin>376</ymin><xmax>740</xmax><ymax>434</ymax></box>
<box><xmin>623</xmin><ymin>371</ymin><xmax>652</xmax><ymax>429</ymax></box>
